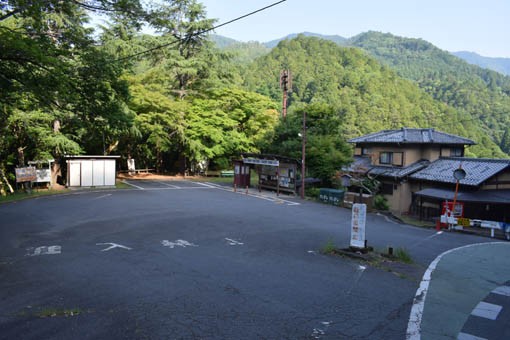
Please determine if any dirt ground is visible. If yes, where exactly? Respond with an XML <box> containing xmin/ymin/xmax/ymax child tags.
<box><xmin>116</xmin><ymin>172</ymin><xmax>202</xmax><ymax>181</ymax></box>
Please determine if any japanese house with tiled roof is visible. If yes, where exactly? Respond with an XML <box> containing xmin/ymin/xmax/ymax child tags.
<box><xmin>347</xmin><ymin>128</ymin><xmax>510</xmax><ymax>222</ymax></box>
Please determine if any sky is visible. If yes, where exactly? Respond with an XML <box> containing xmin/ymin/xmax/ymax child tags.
<box><xmin>198</xmin><ymin>0</ymin><xmax>510</xmax><ymax>58</ymax></box>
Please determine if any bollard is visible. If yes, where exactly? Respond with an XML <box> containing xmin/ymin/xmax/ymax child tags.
<box><xmin>364</xmin><ymin>239</ymin><xmax>368</xmax><ymax>249</ymax></box>
<box><xmin>234</xmin><ymin>184</ymin><xmax>237</xmax><ymax>193</ymax></box>
<box><xmin>245</xmin><ymin>185</ymin><xmax>249</xmax><ymax>195</ymax></box>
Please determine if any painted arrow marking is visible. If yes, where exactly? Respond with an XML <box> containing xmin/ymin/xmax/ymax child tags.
<box><xmin>96</xmin><ymin>243</ymin><xmax>132</xmax><ymax>252</ymax></box>
<box><xmin>225</xmin><ymin>238</ymin><xmax>244</xmax><ymax>246</ymax></box>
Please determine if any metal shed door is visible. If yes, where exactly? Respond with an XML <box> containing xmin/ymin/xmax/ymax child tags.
<box><xmin>69</xmin><ymin>161</ymin><xmax>81</xmax><ymax>187</ymax></box>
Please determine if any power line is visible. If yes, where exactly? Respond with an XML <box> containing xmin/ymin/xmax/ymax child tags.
<box><xmin>115</xmin><ymin>0</ymin><xmax>287</xmax><ymax>62</ymax></box>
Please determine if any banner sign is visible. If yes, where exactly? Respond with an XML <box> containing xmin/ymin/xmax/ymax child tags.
<box><xmin>242</xmin><ymin>157</ymin><xmax>279</xmax><ymax>167</ymax></box>
<box><xmin>15</xmin><ymin>167</ymin><xmax>37</xmax><ymax>183</ymax></box>
<box><xmin>350</xmin><ymin>203</ymin><xmax>367</xmax><ymax>248</ymax></box>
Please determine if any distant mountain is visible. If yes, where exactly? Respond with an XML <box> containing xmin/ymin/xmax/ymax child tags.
<box><xmin>348</xmin><ymin>31</ymin><xmax>510</xmax><ymax>157</ymax></box>
<box><xmin>209</xmin><ymin>34</ymin><xmax>239</xmax><ymax>49</ymax></box>
<box><xmin>452</xmin><ymin>51</ymin><xmax>510</xmax><ymax>76</ymax></box>
<box><xmin>210</xmin><ymin>34</ymin><xmax>271</xmax><ymax>63</ymax></box>
<box><xmin>264</xmin><ymin>32</ymin><xmax>347</xmax><ymax>48</ymax></box>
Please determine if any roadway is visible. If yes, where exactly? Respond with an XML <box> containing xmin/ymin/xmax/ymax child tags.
<box><xmin>0</xmin><ymin>179</ymin><xmax>508</xmax><ymax>339</ymax></box>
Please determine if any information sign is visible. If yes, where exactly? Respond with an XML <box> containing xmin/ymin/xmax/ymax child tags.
<box><xmin>350</xmin><ymin>203</ymin><xmax>367</xmax><ymax>248</ymax></box>
<box><xmin>15</xmin><ymin>167</ymin><xmax>37</xmax><ymax>183</ymax></box>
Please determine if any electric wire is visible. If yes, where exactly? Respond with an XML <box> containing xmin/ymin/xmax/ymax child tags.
<box><xmin>114</xmin><ymin>0</ymin><xmax>287</xmax><ymax>62</ymax></box>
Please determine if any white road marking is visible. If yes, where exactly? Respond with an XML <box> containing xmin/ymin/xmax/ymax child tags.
<box><xmin>406</xmin><ymin>242</ymin><xmax>510</xmax><ymax>340</ymax></box>
<box><xmin>161</xmin><ymin>239</ymin><xmax>197</xmax><ymax>249</ymax></box>
<box><xmin>225</xmin><ymin>238</ymin><xmax>244</xmax><ymax>246</ymax></box>
<box><xmin>471</xmin><ymin>301</ymin><xmax>502</xmax><ymax>320</ymax></box>
<box><xmin>347</xmin><ymin>264</ymin><xmax>367</xmax><ymax>294</ymax></box>
<box><xmin>122</xmin><ymin>180</ymin><xmax>144</xmax><ymax>190</ymax></box>
<box><xmin>457</xmin><ymin>332</ymin><xmax>488</xmax><ymax>340</ymax></box>
<box><xmin>194</xmin><ymin>182</ymin><xmax>216</xmax><ymax>188</ymax></box>
<box><xmin>307</xmin><ymin>250</ymin><xmax>317</xmax><ymax>254</ymax></box>
<box><xmin>492</xmin><ymin>285</ymin><xmax>510</xmax><ymax>297</ymax></box>
<box><xmin>26</xmin><ymin>246</ymin><xmax>61</xmax><ymax>256</ymax></box>
<box><xmin>96</xmin><ymin>242</ymin><xmax>132</xmax><ymax>251</ymax></box>
<box><xmin>203</xmin><ymin>182</ymin><xmax>301</xmax><ymax>206</ymax></box>
<box><xmin>410</xmin><ymin>231</ymin><xmax>444</xmax><ymax>248</ymax></box>
<box><xmin>91</xmin><ymin>194</ymin><xmax>112</xmax><ymax>200</ymax></box>
<box><xmin>311</xmin><ymin>321</ymin><xmax>332</xmax><ymax>339</ymax></box>
<box><xmin>156</xmin><ymin>181</ymin><xmax>181</xmax><ymax>189</ymax></box>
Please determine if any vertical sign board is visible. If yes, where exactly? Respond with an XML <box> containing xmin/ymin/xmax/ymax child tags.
<box><xmin>350</xmin><ymin>203</ymin><xmax>367</xmax><ymax>248</ymax></box>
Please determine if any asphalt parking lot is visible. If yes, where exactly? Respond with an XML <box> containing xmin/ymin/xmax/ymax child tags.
<box><xmin>0</xmin><ymin>180</ymin><xmax>508</xmax><ymax>339</ymax></box>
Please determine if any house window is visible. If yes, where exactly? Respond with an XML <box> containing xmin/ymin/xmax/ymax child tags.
<box><xmin>392</xmin><ymin>152</ymin><xmax>404</xmax><ymax>166</ymax></box>
<box><xmin>379</xmin><ymin>152</ymin><xmax>393</xmax><ymax>165</ymax></box>
<box><xmin>451</xmin><ymin>147</ymin><xmax>463</xmax><ymax>157</ymax></box>
<box><xmin>362</xmin><ymin>148</ymin><xmax>371</xmax><ymax>156</ymax></box>
<box><xmin>380</xmin><ymin>182</ymin><xmax>394</xmax><ymax>195</ymax></box>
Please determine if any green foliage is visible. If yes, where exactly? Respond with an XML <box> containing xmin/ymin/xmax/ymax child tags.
<box><xmin>395</xmin><ymin>248</ymin><xmax>413</xmax><ymax>264</ymax></box>
<box><xmin>305</xmin><ymin>187</ymin><xmax>320</xmax><ymax>199</ymax></box>
<box><xmin>321</xmin><ymin>239</ymin><xmax>337</xmax><ymax>254</ymax></box>
<box><xmin>266</xmin><ymin>102</ymin><xmax>352</xmax><ymax>184</ymax></box>
<box><xmin>374</xmin><ymin>195</ymin><xmax>389</xmax><ymax>211</ymax></box>
<box><xmin>245</xmin><ymin>36</ymin><xmax>468</xmax><ymax>141</ymax></box>
<box><xmin>349</xmin><ymin>31</ymin><xmax>510</xmax><ymax>157</ymax></box>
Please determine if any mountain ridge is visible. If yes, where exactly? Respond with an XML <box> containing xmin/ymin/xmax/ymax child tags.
<box><xmin>211</xmin><ymin>32</ymin><xmax>510</xmax><ymax>75</ymax></box>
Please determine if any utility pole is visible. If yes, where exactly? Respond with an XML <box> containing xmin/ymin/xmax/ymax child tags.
<box><xmin>301</xmin><ymin>111</ymin><xmax>306</xmax><ymax>199</ymax></box>
<box><xmin>280</xmin><ymin>70</ymin><xmax>291</xmax><ymax>119</ymax></box>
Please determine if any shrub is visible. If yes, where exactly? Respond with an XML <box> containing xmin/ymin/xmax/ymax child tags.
<box><xmin>374</xmin><ymin>194</ymin><xmax>389</xmax><ymax>210</ymax></box>
<box><xmin>305</xmin><ymin>187</ymin><xmax>320</xmax><ymax>198</ymax></box>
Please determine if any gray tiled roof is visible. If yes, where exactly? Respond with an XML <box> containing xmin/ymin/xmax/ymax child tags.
<box><xmin>367</xmin><ymin>160</ymin><xmax>430</xmax><ymax>179</ymax></box>
<box><xmin>410</xmin><ymin>157</ymin><xmax>510</xmax><ymax>186</ymax></box>
<box><xmin>348</xmin><ymin>128</ymin><xmax>475</xmax><ymax>145</ymax></box>
<box><xmin>342</xmin><ymin>156</ymin><xmax>372</xmax><ymax>173</ymax></box>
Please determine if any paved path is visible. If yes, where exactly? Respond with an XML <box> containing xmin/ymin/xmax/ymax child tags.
<box><xmin>0</xmin><ymin>179</ymin><xmax>505</xmax><ymax>339</ymax></box>
<box><xmin>408</xmin><ymin>242</ymin><xmax>510</xmax><ymax>339</ymax></box>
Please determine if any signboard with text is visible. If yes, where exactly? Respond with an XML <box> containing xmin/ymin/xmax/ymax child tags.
<box><xmin>350</xmin><ymin>203</ymin><xmax>367</xmax><ymax>248</ymax></box>
<box><xmin>15</xmin><ymin>167</ymin><xmax>37</xmax><ymax>183</ymax></box>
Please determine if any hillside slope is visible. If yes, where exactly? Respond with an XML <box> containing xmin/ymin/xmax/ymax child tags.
<box><xmin>242</xmin><ymin>35</ymin><xmax>502</xmax><ymax>157</ymax></box>
<box><xmin>348</xmin><ymin>31</ymin><xmax>510</xmax><ymax>157</ymax></box>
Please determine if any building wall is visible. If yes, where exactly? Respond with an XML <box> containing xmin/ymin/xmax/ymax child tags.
<box><xmin>384</xmin><ymin>181</ymin><xmax>414</xmax><ymax>215</ymax></box>
<box><xmin>357</xmin><ymin>144</ymin><xmax>446</xmax><ymax>168</ymax></box>
<box><xmin>482</xmin><ymin>170</ymin><xmax>510</xmax><ymax>190</ymax></box>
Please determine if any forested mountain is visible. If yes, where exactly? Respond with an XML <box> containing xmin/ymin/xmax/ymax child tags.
<box><xmin>348</xmin><ymin>31</ymin><xmax>510</xmax><ymax>156</ymax></box>
<box><xmin>453</xmin><ymin>51</ymin><xmax>510</xmax><ymax>76</ymax></box>
<box><xmin>210</xmin><ymin>35</ymin><xmax>271</xmax><ymax>64</ymax></box>
<box><xmin>264</xmin><ymin>32</ymin><xmax>347</xmax><ymax>48</ymax></box>
<box><xmin>242</xmin><ymin>35</ymin><xmax>503</xmax><ymax>158</ymax></box>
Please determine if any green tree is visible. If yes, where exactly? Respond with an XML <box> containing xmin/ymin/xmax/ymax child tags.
<box><xmin>267</xmin><ymin>103</ymin><xmax>352</xmax><ymax>184</ymax></box>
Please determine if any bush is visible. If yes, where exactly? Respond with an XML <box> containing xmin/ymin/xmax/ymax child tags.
<box><xmin>321</xmin><ymin>239</ymin><xmax>336</xmax><ymax>254</ymax></box>
<box><xmin>305</xmin><ymin>187</ymin><xmax>320</xmax><ymax>198</ymax></box>
<box><xmin>395</xmin><ymin>247</ymin><xmax>413</xmax><ymax>264</ymax></box>
<box><xmin>374</xmin><ymin>195</ymin><xmax>389</xmax><ymax>210</ymax></box>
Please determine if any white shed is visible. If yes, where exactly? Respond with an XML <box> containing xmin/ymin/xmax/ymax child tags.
<box><xmin>66</xmin><ymin>155</ymin><xmax>120</xmax><ymax>187</ymax></box>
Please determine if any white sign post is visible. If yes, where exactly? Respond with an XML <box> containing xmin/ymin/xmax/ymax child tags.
<box><xmin>350</xmin><ymin>203</ymin><xmax>367</xmax><ymax>248</ymax></box>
